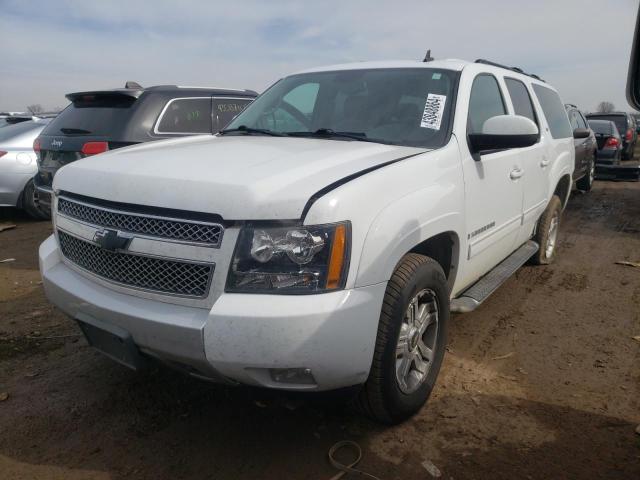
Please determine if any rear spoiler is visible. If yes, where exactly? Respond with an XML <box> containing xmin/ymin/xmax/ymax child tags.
<box><xmin>66</xmin><ymin>89</ymin><xmax>144</xmax><ymax>102</ymax></box>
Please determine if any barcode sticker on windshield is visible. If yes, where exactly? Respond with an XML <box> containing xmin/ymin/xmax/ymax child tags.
<box><xmin>420</xmin><ymin>94</ymin><xmax>447</xmax><ymax>130</ymax></box>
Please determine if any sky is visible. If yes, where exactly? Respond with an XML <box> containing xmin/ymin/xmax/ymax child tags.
<box><xmin>1</xmin><ymin>0</ymin><xmax>638</xmax><ymax>113</ymax></box>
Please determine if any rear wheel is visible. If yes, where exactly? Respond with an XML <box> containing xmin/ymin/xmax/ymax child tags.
<box><xmin>357</xmin><ymin>254</ymin><xmax>449</xmax><ymax>424</ymax></box>
<box><xmin>21</xmin><ymin>179</ymin><xmax>49</xmax><ymax>220</ymax></box>
<box><xmin>531</xmin><ymin>195</ymin><xmax>562</xmax><ymax>265</ymax></box>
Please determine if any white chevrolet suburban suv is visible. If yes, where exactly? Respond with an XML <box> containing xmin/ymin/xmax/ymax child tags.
<box><xmin>39</xmin><ymin>58</ymin><xmax>575</xmax><ymax>423</ymax></box>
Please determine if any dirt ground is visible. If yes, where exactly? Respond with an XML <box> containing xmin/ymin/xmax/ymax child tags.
<box><xmin>0</xmin><ymin>177</ymin><xmax>639</xmax><ymax>480</ymax></box>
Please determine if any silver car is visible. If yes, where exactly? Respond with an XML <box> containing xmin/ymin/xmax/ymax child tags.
<box><xmin>0</xmin><ymin>119</ymin><xmax>51</xmax><ymax>218</ymax></box>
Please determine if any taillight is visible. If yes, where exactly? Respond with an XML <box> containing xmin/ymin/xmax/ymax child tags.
<box><xmin>0</xmin><ymin>151</ymin><xmax>7</xmax><ymax>158</ymax></box>
<box><xmin>605</xmin><ymin>137</ymin><xmax>620</xmax><ymax>148</ymax></box>
<box><xmin>33</xmin><ymin>138</ymin><xmax>40</xmax><ymax>152</ymax></box>
<box><xmin>625</xmin><ymin>128</ymin><xmax>633</xmax><ymax>141</ymax></box>
<box><xmin>81</xmin><ymin>141</ymin><xmax>109</xmax><ymax>156</ymax></box>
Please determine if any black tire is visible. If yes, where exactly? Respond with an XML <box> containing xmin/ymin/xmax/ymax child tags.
<box><xmin>21</xmin><ymin>179</ymin><xmax>49</xmax><ymax>220</ymax></box>
<box><xmin>531</xmin><ymin>195</ymin><xmax>562</xmax><ymax>265</ymax></box>
<box><xmin>576</xmin><ymin>158</ymin><xmax>594</xmax><ymax>192</ymax></box>
<box><xmin>357</xmin><ymin>253</ymin><xmax>449</xmax><ymax>424</ymax></box>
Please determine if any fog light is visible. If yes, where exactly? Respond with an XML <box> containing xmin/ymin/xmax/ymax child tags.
<box><xmin>269</xmin><ymin>367</ymin><xmax>316</xmax><ymax>385</ymax></box>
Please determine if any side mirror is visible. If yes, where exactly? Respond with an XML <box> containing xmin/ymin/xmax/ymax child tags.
<box><xmin>468</xmin><ymin>115</ymin><xmax>539</xmax><ymax>154</ymax></box>
<box><xmin>573</xmin><ymin>128</ymin><xmax>590</xmax><ymax>139</ymax></box>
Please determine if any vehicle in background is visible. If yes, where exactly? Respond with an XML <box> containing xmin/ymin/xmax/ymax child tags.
<box><xmin>40</xmin><ymin>58</ymin><xmax>575</xmax><ymax>424</ymax></box>
<box><xmin>1</xmin><ymin>113</ymin><xmax>58</xmax><ymax>128</ymax></box>
<box><xmin>565</xmin><ymin>104</ymin><xmax>597</xmax><ymax>191</ymax></box>
<box><xmin>1</xmin><ymin>112</ymin><xmax>31</xmax><ymax>127</ymax></box>
<box><xmin>34</xmin><ymin>82</ymin><xmax>257</xmax><ymax>211</ymax></box>
<box><xmin>0</xmin><ymin>119</ymin><xmax>53</xmax><ymax>218</ymax></box>
<box><xmin>587</xmin><ymin>119</ymin><xmax>623</xmax><ymax>164</ymax></box>
<box><xmin>585</xmin><ymin>112</ymin><xmax>637</xmax><ymax>159</ymax></box>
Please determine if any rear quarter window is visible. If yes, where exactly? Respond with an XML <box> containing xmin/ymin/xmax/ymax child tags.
<box><xmin>213</xmin><ymin>97</ymin><xmax>253</xmax><ymax>131</ymax></box>
<box><xmin>155</xmin><ymin>97</ymin><xmax>212</xmax><ymax>134</ymax></box>
<box><xmin>532</xmin><ymin>85</ymin><xmax>572</xmax><ymax>139</ymax></box>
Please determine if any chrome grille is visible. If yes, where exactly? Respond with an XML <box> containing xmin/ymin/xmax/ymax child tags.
<box><xmin>57</xmin><ymin>197</ymin><xmax>223</xmax><ymax>246</ymax></box>
<box><xmin>58</xmin><ymin>231</ymin><xmax>213</xmax><ymax>297</ymax></box>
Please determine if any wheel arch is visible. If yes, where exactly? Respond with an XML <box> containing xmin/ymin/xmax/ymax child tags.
<box><xmin>553</xmin><ymin>173</ymin><xmax>572</xmax><ymax>209</ymax></box>
<box><xmin>406</xmin><ymin>231</ymin><xmax>460</xmax><ymax>293</ymax></box>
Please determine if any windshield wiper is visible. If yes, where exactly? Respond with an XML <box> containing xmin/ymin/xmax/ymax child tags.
<box><xmin>60</xmin><ymin>127</ymin><xmax>91</xmax><ymax>135</ymax></box>
<box><xmin>219</xmin><ymin>125</ymin><xmax>286</xmax><ymax>137</ymax></box>
<box><xmin>286</xmin><ymin>128</ymin><xmax>379</xmax><ymax>143</ymax></box>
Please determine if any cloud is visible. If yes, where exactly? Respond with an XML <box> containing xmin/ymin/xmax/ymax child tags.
<box><xmin>0</xmin><ymin>0</ymin><xmax>637</xmax><ymax>112</ymax></box>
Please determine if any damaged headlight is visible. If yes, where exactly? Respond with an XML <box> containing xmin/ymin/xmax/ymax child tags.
<box><xmin>226</xmin><ymin>222</ymin><xmax>350</xmax><ymax>293</ymax></box>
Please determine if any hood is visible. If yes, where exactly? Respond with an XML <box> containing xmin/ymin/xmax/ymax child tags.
<box><xmin>53</xmin><ymin>135</ymin><xmax>425</xmax><ymax>220</ymax></box>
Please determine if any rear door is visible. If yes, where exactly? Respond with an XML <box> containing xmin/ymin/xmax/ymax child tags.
<box><xmin>503</xmin><ymin>77</ymin><xmax>548</xmax><ymax>246</ymax></box>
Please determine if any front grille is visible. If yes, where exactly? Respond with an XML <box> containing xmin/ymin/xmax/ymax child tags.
<box><xmin>58</xmin><ymin>231</ymin><xmax>213</xmax><ymax>297</ymax></box>
<box><xmin>57</xmin><ymin>197</ymin><xmax>223</xmax><ymax>247</ymax></box>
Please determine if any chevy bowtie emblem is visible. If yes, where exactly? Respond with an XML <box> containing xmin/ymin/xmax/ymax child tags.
<box><xmin>93</xmin><ymin>229</ymin><xmax>132</xmax><ymax>252</ymax></box>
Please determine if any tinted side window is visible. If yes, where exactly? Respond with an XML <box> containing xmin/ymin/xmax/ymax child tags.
<box><xmin>576</xmin><ymin>112</ymin><xmax>588</xmax><ymax>129</ymax></box>
<box><xmin>468</xmin><ymin>75</ymin><xmax>506</xmax><ymax>134</ymax></box>
<box><xmin>568</xmin><ymin>111</ymin><xmax>580</xmax><ymax>130</ymax></box>
<box><xmin>505</xmin><ymin>78</ymin><xmax>537</xmax><ymax>124</ymax></box>
<box><xmin>213</xmin><ymin>97</ymin><xmax>253</xmax><ymax>131</ymax></box>
<box><xmin>532</xmin><ymin>85</ymin><xmax>572</xmax><ymax>139</ymax></box>
<box><xmin>156</xmin><ymin>98</ymin><xmax>211</xmax><ymax>134</ymax></box>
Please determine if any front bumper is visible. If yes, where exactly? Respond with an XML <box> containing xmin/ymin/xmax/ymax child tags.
<box><xmin>40</xmin><ymin>234</ymin><xmax>386</xmax><ymax>391</ymax></box>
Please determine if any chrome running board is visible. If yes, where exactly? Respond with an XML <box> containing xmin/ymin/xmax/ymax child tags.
<box><xmin>451</xmin><ymin>240</ymin><xmax>539</xmax><ymax>313</ymax></box>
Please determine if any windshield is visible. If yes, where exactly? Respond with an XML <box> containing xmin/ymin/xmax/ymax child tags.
<box><xmin>225</xmin><ymin>68</ymin><xmax>457</xmax><ymax>148</ymax></box>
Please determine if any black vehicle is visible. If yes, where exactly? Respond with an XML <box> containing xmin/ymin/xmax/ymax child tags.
<box><xmin>34</xmin><ymin>82</ymin><xmax>257</xmax><ymax>210</ymax></box>
<box><xmin>565</xmin><ymin>104</ymin><xmax>597</xmax><ymax>191</ymax></box>
<box><xmin>585</xmin><ymin>112</ymin><xmax>637</xmax><ymax>159</ymax></box>
<box><xmin>588</xmin><ymin>119</ymin><xmax>623</xmax><ymax>164</ymax></box>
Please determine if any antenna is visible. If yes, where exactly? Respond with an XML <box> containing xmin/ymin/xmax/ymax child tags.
<box><xmin>423</xmin><ymin>50</ymin><xmax>434</xmax><ymax>62</ymax></box>
<box><xmin>125</xmin><ymin>81</ymin><xmax>143</xmax><ymax>89</ymax></box>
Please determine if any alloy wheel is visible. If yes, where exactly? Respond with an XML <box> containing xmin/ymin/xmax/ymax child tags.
<box><xmin>395</xmin><ymin>289</ymin><xmax>439</xmax><ymax>394</ymax></box>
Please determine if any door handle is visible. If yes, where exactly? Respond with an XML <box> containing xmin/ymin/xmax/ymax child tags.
<box><xmin>510</xmin><ymin>168</ymin><xmax>524</xmax><ymax>180</ymax></box>
<box><xmin>540</xmin><ymin>157</ymin><xmax>550</xmax><ymax>167</ymax></box>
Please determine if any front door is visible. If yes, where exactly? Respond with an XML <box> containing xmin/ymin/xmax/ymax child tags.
<box><xmin>459</xmin><ymin>73</ymin><xmax>524</xmax><ymax>288</ymax></box>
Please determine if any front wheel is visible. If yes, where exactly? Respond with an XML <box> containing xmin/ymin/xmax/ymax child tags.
<box><xmin>357</xmin><ymin>254</ymin><xmax>449</xmax><ymax>424</ymax></box>
<box><xmin>576</xmin><ymin>159</ymin><xmax>594</xmax><ymax>192</ymax></box>
<box><xmin>531</xmin><ymin>195</ymin><xmax>562</xmax><ymax>265</ymax></box>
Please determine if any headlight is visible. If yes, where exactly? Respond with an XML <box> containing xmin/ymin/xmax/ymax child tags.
<box><xmin>226</xmin><ymin>221</ymin><xmax>350</xmax><ymax>294</ymax></box>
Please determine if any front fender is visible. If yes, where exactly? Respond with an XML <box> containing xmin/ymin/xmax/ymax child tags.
<box><xmin>355</xmin><ymin>184</ymin><xmax>464</xmax><ymax>290</ymax></box>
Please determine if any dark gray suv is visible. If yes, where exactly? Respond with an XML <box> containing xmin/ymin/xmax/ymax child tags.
<box><xmin>34</xmin><ymin>83</ymin><xmax>257</xmax><ymax>211</ymax></box>
<box><xmin>565</xmin><ymin>104</ymin><xmax>597</xmax><ymax>191</ymax></box>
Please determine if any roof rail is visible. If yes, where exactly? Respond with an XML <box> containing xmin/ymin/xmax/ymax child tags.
<box><xmin>474</xmin><ymin>59</ymin><xmax>545</xmax><ymax>82</ymax></box>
